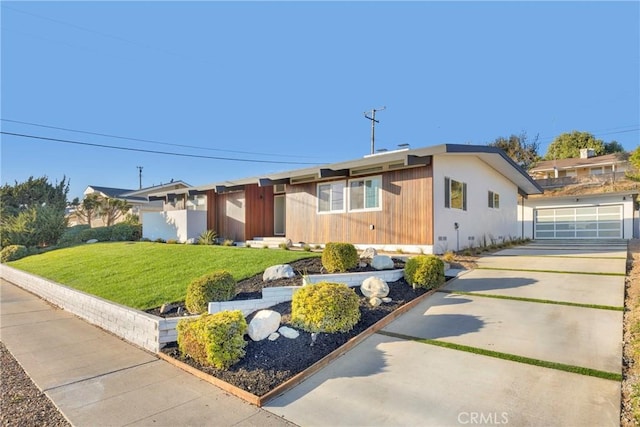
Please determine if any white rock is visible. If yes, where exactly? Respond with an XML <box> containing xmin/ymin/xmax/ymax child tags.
<box><xmin>278</xmin><ymin>326</ymin><xmax>300</xmax><ymax>339</ymax></box>
<box><xmin>382</xmin><ymin>297</ymin><xmax>392</xmax><ymax>303</ymax></box>
<box><xmin>268</xmin><ymin>332</ymin><xmax>280</xmax><ymax>341</ymax></box>
<box><xmin>86</xmin><ymin>239</ymin><xmax>99</xmax><ymax>244</ymax></box>
<box><xmin>371</xmin><ymin>255</ymin><xmax>394</xmax><ymax>270</ymax></box>
<box><xmin>360</xmin><ymin>247</ymin><xmax>378</xmax><ymax>259</ymax></box>
<box><xmin>185</xmin><ymin>238</ymin><xmax>196</xmax><ymax>245</ymax></box>
<box><xmin>369</xmin><ymin>297</ymin><xmax>382</xmax><ymax>307</ymax></box>
<box><xmin>361</xmin><ymin>276</ymin><xmax>389</xmax><ymax>298</ymax></box>
<box><xmin>263</xmin><ymin>264</ymin><xmax>295</xmax><ymax>282</ymax></box>
<box><xmin>247</xmin><ymin>310</ymin><xmax>281</xmax><ymax>341</ymax></box>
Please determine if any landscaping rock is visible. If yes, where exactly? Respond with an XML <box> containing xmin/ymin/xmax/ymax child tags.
<box><xmin>360</xmin><ymin>247</ymin><xmax>378</xmax><ymax>259</ymax></box>
<box><xmin>361</xmin><ymin>276</ymin><xmax>389</xmax><ymax>298</ymax></box>
<box><xmin>159</xmin><ymin>303</ymin><xmax>176</xmax><ymax>314</ymax></box>
<box><xmin>268</xmin><ymin>332</ymin><xmax>280</xmax><ymax>341</ymax></box>
<box><xmin>358</xmin><ymin>261</ymin><xmax>368</xmax><ymax>268</ymax></box>
<box><xmin>369</xmin><ymin>297</ymin><xmax>382</xmax><ymax>307</ymax></box>
<box><xmin>247</xmin><ymin>310</ymin><xmax>281</xmax><ymax>341</ymax></box>
<box><xmin>382</xmin><ymin>297</ymin><xmax>392</xmax><ymax>303</ymax></box>
<box><xmin>372</xmin><ymin>255</ymin><xmax>394</xmax><ymax>270</ymax></box>
<box><xmin>263</xmin><ymin>264</ymin><xmax>295</xmax><ymax>282</ymax></box>
<box><xmin>278</xmin><ymin>326</ymin><xmax>300</xmax><ymax>339</ymax></box>
<box><xmin>86</xmin><ymin>239</ymin><xmax>98</xmax><ymax>244</ymax></box>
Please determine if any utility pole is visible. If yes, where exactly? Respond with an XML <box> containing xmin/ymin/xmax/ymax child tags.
<box><xmin>364</xmin><ymin>106</ymin><xmax>385</xmax><ymax>154</ymax></box>
<box><xmin>137</xmin><ymin>166</ymin><xmax>143</xmax><ymax>189</ymax></box>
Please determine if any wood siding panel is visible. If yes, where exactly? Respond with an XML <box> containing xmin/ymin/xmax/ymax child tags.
<box><xmin>285</xmin><ymin>166</ymin><xmax>433</xmax><ymax>245</ymax></box>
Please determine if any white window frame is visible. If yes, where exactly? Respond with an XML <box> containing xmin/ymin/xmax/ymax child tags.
<box><xmin>317</xmin><ymin>181</ymin><xmax>346</xmax><ymax>214</ymax></box>
<box><xmin>348</xmin><ymin>175</ymin><xmax>382</xmax><ymax>212</ymax></box>
<box><xmin>488</xmin><ymin>191</ymin><xmax>500</xmax><ymax>209</ymax></box>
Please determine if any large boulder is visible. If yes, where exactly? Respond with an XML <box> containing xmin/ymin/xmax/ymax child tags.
<box><xmin>371</xmin><ymin>255</ymin><xmax>394</xmax><ymax>270</ymax></box>
<box><xmin>263</xmin><ymin>264</ymin><xmax>295</xmax><ymax>282</ymax></box>
<box><xmin>361</xmin><ymin>276</ymin><xmax>389</xmax><ymax>298</ymax></box>
<box><xmin>247</xmin><ymin>310</ymin><xmax>281</xmax><ymax>341</ymax></box>
<box><xmin>360</xmin><ymin>247</ymin><xmax>378</xmax><ymax>259</ymax></box>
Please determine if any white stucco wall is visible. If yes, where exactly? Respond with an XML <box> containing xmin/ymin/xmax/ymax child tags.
<box><xmin>519</xmin><ymin>193</ymin><xmax>636</xmax><ymax>240</ymax></box>
<box><xmin>432</xmin><ymin>154</ymin><xmax>519</xmax><ymax>253</ymax></box>
<box><xmin>142</xmin><ymin>210</ymin><xmax>207</xmax><ymax>242</ymax></box>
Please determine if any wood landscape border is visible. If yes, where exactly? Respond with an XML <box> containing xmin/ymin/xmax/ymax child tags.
<box><xmin>158</xmin><ymin>285</ymin><xmax>442</xmax><ymax>407</ymax></box>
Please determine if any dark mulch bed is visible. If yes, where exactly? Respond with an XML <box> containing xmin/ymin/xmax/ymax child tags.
<box><xmin>156</xmin><ymin>257</ymin><xmax>430</xmax><ymax>397</ymax></box>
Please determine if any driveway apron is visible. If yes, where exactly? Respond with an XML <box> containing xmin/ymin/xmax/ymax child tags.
<box><xmin>265</xmin><ymin>241</ymin><xmax>625</xmax><ymax>426</ymax></box>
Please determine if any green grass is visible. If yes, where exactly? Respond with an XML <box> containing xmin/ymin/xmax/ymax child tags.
<box><xmin>437</xmin><ymin>289</ymin><xmax>625</xmax><ymax>311</ymax></box>
<box><xmin>8</xmin><ymin>242</ymin><xmax>318</xmax><ymax>310</ymax></box>
<box><xmin>378</xmin><ymin>330</ymin><xmax>622</xmax><ymax>381</ymax></box>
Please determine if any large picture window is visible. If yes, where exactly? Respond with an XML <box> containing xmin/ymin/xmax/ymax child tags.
<box><xmin>349</xmin><ymin>176</ymin><xmax>382</xmax><ymax>211</ymax></box>
<box><xmin>445</xmin><ymin>177</ymin><xmax>467</xmax><ymax>211</ymax></box>
<box><xmin>317</xmin><ymin>181</ymin><xmax>345</xmax><ymax>213</ymax></box>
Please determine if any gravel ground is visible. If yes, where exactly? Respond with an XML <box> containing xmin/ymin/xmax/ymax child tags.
<box><xmin>0</xmin><ymin>342</ymin><xmax>70</xmax><ymax>427</ymax></box>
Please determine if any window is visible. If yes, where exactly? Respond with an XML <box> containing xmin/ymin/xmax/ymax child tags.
<box><xmin>445</xmin><ymin>177</ymin><xmax>467</xmax><ymax>210</ymax></box>
<box><xmin>317</xmin><ymin>181</ymin><xmax>345</xmax><ymax>213</ymax></box>
<box><xmin>488</xmin><ymin>191</ymin><xmax>500</xmax><ymax>209</ymax></box>
<box><xmin>349</xmin><ymin>176</ymin><xmax>382</xmax><ymax>211</ymax></box>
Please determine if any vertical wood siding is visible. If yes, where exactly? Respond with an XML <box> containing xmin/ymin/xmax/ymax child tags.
<box><xmin>285</xmin><ymin>166</ymin><xmax>433</xmax><ymax>245</ymax></box>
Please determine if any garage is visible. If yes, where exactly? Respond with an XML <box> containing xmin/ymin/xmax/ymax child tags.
<box><xmin>534</xmin><ymin>205</ymin><xmax>622</xmax><ymax>239</ymax></box>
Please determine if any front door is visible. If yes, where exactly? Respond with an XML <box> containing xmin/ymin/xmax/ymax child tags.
<box><xmin>274</xmin><ymin>194</ymin><xmax>286</xmax><ymax>236</ymax></box>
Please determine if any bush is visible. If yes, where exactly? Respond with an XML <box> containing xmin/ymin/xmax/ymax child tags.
<box><xmin>198</xmin><ymin>229</ymin><xmax>217</xmax><ymax>245</ymax></box>
<box><xmin>302</xmin><ymin>244</ymin><xmax>311</xmax><ymax>252</ymax></box>
<box><xmin>404</xmin><ymin>255</ymin><xmax>445</xmax><ymax>290</ymax></box>
<box><xmin>109</xmin><ymin>223</ymin><xmax>142</xmax><ymax>241</ymax></box>
<box><xmin>58</xmin><ymin>224</ymin><xmax>91</xmax><ymax>246</ymax></box>
<box><xmin>442</xmin><ymin>251</ymin><xmax>455</xmax><ymax>263</ymax></box>
<box><xmin>79</xmin><ymin>226</ymin><xmax>112</xmax><ymax>242</ymax></box>
<box><xmin>185</xmin><ymin>270</ymin><xmax>236</xmax><ymax>314</ymax></box>
<box><xmin>177</xmin><ymin>310</ymin><xmax>247</xmax><ymax>369</ymax></box>
<box><xmin>1</xmin><ymin>245</ymin><xmax>29</xmax><ymax>263</ymax></box>
<box><xmin>321</xmin><ymin>242</ymin><xmax>358</xmax><ymax>273</ymax></box>
<box><xmin>166</xmin><ymin>239</ymin><xmax>179</xmax><ymax>244</ymax></box>
<box><xmin>279</xmin><ymin>242</ymin><xmax>290</xmax><ymax>250</ymax></box>
<box><xmin>0</xmin><ymin>206</ymin><xmax>67</xmax><ymax>247</ymax></box>
<box><xmin>292</xmin><ymin>282</ymin><xmax>361</xmax><ymax>333</ymax></box>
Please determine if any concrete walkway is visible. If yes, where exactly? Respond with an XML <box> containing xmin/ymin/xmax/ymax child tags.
<box><xmin>0</xmin><ymin>279</ymin><xmax>295</xmax><ymax>427</ymax></box>
<box><xmin>265</xmin><ymin>241</ymin><xmax>625</xmax><ymax>426</ymax></box>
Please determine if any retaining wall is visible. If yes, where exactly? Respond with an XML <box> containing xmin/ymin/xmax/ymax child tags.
<box><xmin>0</xmin><ymin>265</ymin><xmax>196</xmax><ymax>353</ymax></box>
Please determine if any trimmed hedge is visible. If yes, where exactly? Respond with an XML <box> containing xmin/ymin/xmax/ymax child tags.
<box><xmin>75</xmin><ymin>224</ymin><xmax>142</xmax><ymax>243</ymax></box>
<box><xmin>292</xmin><ymin>282</ymin><xmax>361</xmax><ymax>333</ymax></box>
<box><xmin>1</xmin><ymin>245</ymin><xmax>29</xmax><ymax>263</ymax></box>
<box><xmin>177</xmin><ymin>310</ymin><xmax>247</xmax><ymax>369</ymax></box>
<box><xmin>321</xmin><ymin>242</ymin><xmax>358</xmax><ymax>273</ymax></box>
<box><xmin>404</xmin><ymin>255</ymin><xmax>445</xmax><ymax>289</ymax></box>
<box><xmin>185</xmin><ymin>270</ymin><xmax>236</xmax><ymax>314</ymax></box>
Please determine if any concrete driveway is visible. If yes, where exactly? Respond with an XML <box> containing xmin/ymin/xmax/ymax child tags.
<box><xmin>264</xmin><ymin>240</ymin><xmax>626</xmax><ymax>426</ymax></box>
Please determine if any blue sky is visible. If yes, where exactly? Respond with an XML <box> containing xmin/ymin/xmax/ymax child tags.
<box><xmin>2</xmin><ymin>1</ymin><xmax>639</xmax><ymax>201</ymax></box>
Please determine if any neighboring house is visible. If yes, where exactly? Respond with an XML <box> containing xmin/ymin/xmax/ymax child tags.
<box><xmin>529</xmin><ymin>150</ymin><xmax>629</xmax><ymax>184</ymax></box>
<box><xmin>144</xmin><ymin>144</ymin><xmax>543</xmax><ymax>253</ymax></box>
<box><xmin>520</xmin><ymin>150</ymin><xmax>639</xmax><ymax>240</ymax></box>
<box><xmin>77</xmin><ymin>181</ymin><xmax>191</xmax><ymax>227</ymax></box>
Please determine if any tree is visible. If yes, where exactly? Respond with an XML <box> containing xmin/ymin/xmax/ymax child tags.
<box><xmin>628</xmin><ymin>146</ymin><xmax>640</xmax><ymax>180</ymax></box>
<box><xmin>0</xmin><ymin>176</ymin><xmax>69</xmax><ymax>218</ymax></box>
<box><xmin>544</xmin><ymin>131</ymin><xmax>607</xmax><ymax>159</ymax></box>
<box><xmin>604</xmin><ymin>140</ymin><xmax>625</xmax><ymax>154</ymax></box>
<box><xmin>488</xmin><ymin>132</ymin><xmax>540</xmax><ymax>170</ymax></box>
<box><xmin>73</xmin><ymin>193</ymin><xmax>101</xmax><ymax>227</ymax></box>
<box><xmin>0</xmin><ymin>176</ymin><xmax>69</xmax><ymax>247</ymax></box>
<box><xmin>99</xmin><ymin>198</ymin><xmax>131</xmax><ymax>227</ymax></box>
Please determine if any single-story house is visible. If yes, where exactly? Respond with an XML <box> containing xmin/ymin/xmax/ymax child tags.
<box><xmin>75</xmin><ymin>181</ymin><xmax>191</xmax><ymax>227</ymax></box>
<box><xmin>143</xmin><ymin>144</ymin><xmax>544</xmax><ymax>253</ymax></box>
<box><xmin>529</xmin><ymin>150</ymin><xmax>629</xmax><ymax>181</ymax></box>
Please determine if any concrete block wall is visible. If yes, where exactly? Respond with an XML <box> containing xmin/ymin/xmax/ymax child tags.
<box><xmin>1</xmin><ymin>265</ymin><xmax>164</xmax><ymax>353</ymax></box>
<box><xmin>306</xmin><ymin>269</ymin><xmax>404</xmax><ymax>287</ymax></box>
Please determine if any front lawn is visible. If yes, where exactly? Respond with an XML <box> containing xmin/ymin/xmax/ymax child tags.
<box><xmin>7</xmin><ymin>242</ymin><xmax>318</xmax><ymax>310</ymax></box>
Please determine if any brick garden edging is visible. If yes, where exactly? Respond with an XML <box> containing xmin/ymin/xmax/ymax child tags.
<box><xmin>0</xmin><ymin>265</ymin><xmax>196</xmax><ymax>353</ymax></box>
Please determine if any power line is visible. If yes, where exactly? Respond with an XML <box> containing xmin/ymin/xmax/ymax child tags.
<box><xmin>0</xmin><ymin>132</ymin><xmax>322</xmax><ymax>166</ymax></box>
<box><xmin>1</xmin><ymin>118</ymin><xmax>320</xmax><ymax>159</ymax></box>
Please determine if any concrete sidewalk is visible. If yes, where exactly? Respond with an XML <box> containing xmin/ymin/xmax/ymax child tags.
<box><xmin>265</xmin><ymin>242</ymin><xmax>624</xmax><ymax>426</ymax></box>
<box><xmin>0</xmin><ymin>279</ymin><xmax>295</xmax><ymax>427</ymax></box>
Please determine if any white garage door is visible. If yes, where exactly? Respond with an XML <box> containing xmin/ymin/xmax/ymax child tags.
<box><xmin>535</xmin><ymin>205</ymin><xmax>622</xmax><ymax>239</ymax></box>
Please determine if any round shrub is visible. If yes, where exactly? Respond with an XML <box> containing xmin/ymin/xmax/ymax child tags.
<box><xmin>110</xmin><ymin>223</ymin><xmax>142</xmax><ymax>241</ymax></box>
<box><xmin>177</xmin><ymin>310</ymin><xmax>247</xmax><ymax>370</ymax></box>
<box><xmin>292</xmin><ymin>282</ymin><xmax>361</xmax><ymax>333</ymax></box>
<box><xmin>321</xmin><ymin>242</ymin><xmax>358</xmax><ymax>273</ymax></box>
<box><xmin>1</xmin><ymin>245</ymin><xmax>29</xmax><ymax>263</ymax></box>
<box><xmin>185</xmin><ymin>270</ymin><xmax>236</xmax><ymax>314</ymax></box>
<box><xmin>404</xmin><ymin>255</ymin><xmax>445</xmax><ymax>289</ymax></box>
